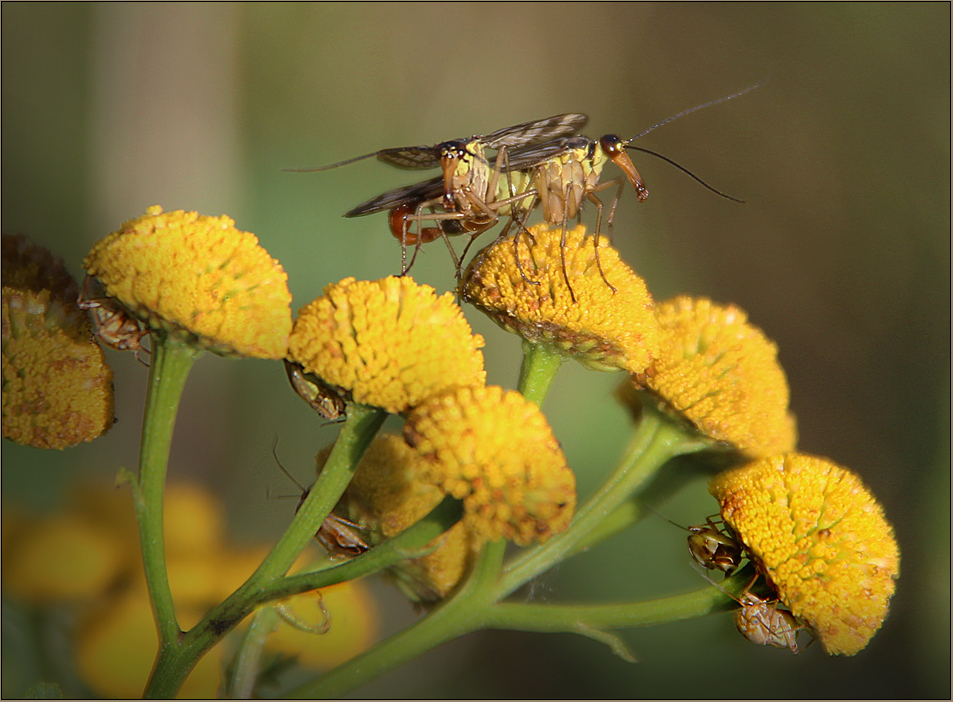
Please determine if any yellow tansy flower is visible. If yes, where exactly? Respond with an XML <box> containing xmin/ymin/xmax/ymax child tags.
<box><xmin>2</xmin><ymin>234</ymin><xmax>114</xmax><ymax>449</ymax></box>
<box><xmin>708</xmin><ymin>453</ymin><xmax>900</xmax><ymax>656</ymax></box>
<box><xmin>288</xmin><ymin>276</ymin><xmax>486</xmax><ymax>415</ymax></box>
<box><xmin>328</xmin><ymin>434</ymin><xmax>476</xmax><ymax>601</ymax></box>
<box><xmin>633</xmin><ymin>296</ymin><xmax>796</xmax><ymax>457</ymax></box>
<box><xmin>404</xmin><ymin>385</ymin><xmax>576</xmax><ymax>546</ymax></box>
<box><xmin>83</xmin><ymin>205</ymin><xmax>292</xmax><ymax>359</ymax></box>
<box><xmin>461</xmin><ymin>223</ymin><xmax>659</xmax><ymax>373</ymax></box>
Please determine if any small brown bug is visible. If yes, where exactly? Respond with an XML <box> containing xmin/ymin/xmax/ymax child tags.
<box><xmin>702</xmin><ymin>570</ymin><xmax>810</xmax><ymax>654</ymax></box>
<box><xmin>77</xmin><ymin>274</ymin><xmax>150</xmax><ymax>365</ymax></box>
<box><xmin>283</xmin><ymin>360</ymin><xmax>346</xmax><ymax>421</ymax></box>
<box><xmin>685</xmin><ymin>515</ymin><xmax>744</xmax><ymax>575</ymax></box>
<box><xmin>650</xmin><ymin>507</ymin><xmax>745</xmax><ymax>575</ymax></box>
<box><xmin>272</xmin><ymin>440</ymin><xmax>369</xmax><ymax>559</ymax></box>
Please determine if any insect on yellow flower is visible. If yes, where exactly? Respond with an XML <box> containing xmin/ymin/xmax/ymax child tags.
<box><xmin>83</xmin><ymin>205</ymin><xmax>292</xmax><ymax>359</ymax></box>
<box><xmin>461</xmin><ymin>223</ymin><xmax>660</xmax><ymax>375</ymax></box>
<box><xmin>709</xmin><ymin>453</ymin><xmax>900</xmax><ymax>655</ymax></box>
<box><xmin>287</xmin><ymin>276</ymin><xmax>486</xmax><ymax>415</ymax></box>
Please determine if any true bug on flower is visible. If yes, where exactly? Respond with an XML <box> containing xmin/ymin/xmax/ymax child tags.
<box><xmin>271</xmin><ymin>441</ymin><xmax>369</xmax><ymax>558</ymax></box>
<box><xmin>77</xmin><ymin>274</ymin><xmax>150</xmax><ymax>365</ymax></box>
<box><xmin>289</xmin><ymin>113</ymin><xmax>589</xmax><ymax>273</ymax></box>
<box><xmin>284</xmin><ymin>359</ymin><xmax>347</xmax><ymax>421</ymax></box>
<box><xmin>701</xmin><ymin>569</ymin><xmax>811</xmax><ymax>654</ymax></box>
<box><xmin>648</xmin><ymin>507</ymin><xmax>745</xmax><ymax>575</ymax></box>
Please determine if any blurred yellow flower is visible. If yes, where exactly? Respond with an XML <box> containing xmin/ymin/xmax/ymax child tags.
<box><xmin>404</xmin><ymin>385</ymin><xmax>576</xmax><ymax>546</ymax></box>
<box><xmin>2</xmin><ymin>512</ymin><xmax>125</xmax><ymax>603</ymax></box>
<box><xmin>460</xmin><ymin>223</ymin><xmax>660</xmax><ymax>373</ymax></box>
<box><xmin>2</xmin><ymin>234</ymin><xmax>114</xmax><ymax>449</ymax></box>
<box><xmin>327</xmin><ymin>434</ymin><xmax>477</xmax><ymax>601</ymax></box>
<box><xmin>709</xmin><ymin>453</ymin><xmax>900</xmax><ymax>655</ymax></box>
<box><xmin>265</xmin><ymin>580</ymin><xmax>378</xmax><ymax>669</ymax></box>
<box><xmin>633</xmin><ymin>296</ymin><xmax>797</xmax><ymax>457</ymax></box>
<box><xmin>76</xmin><ymin>588</ymin><xmax>224</xmax><ymax>699</ymax></box>
<box><xmin>288</xmin><ymin>276</ymin><xmax>485</xmax><ymax>414</ymax></box>
<box><xmin>83</xmin><ymin>205</ymin><xmax>292</xmax><ymax>359</ymax></box>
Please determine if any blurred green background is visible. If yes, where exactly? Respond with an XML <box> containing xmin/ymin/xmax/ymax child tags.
<box><xmin>2</xmin><ymin>3</ymin><xmax>949</xmax><ymax>698</ymax></box>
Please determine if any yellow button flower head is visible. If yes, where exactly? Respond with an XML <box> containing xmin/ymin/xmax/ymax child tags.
<box><xmin>708</xmin><ymin>453</ymin><xmax>900</xmax><ymax>656</ymax></box>
<box><xmin>635</xmin><ymin>296</ymin><xmax>796</xmax><ymax>457</ymax></box>
<box><xmin>288</xmin><ymin>276</ymin><xmax>486</xmax><ymax>415</ymax></box>
<box><xmin>320</xmin><ymin>434</ymin><xmax>477</xmax><ymax>601</ymax></box>
<box><xmin>404</xmin><ymin>385</ymin><xmax>576</xmax><ymax>546</ymax></box>
<box><xmin>460</xmin><ymin>223</ymin><xmax>660</xmax><ymax>374</ymax></box>
<box><xmin>2</xmin><ymin>234</ymin><xmax>114</xmax><ymax>449</ymax></box>
<box><xmin>83</xmin><ymin>206</ymin><xmax>292</xmax><ymax>359</ymax></box>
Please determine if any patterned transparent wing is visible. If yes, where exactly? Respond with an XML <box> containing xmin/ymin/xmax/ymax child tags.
<box><xmin>482</xmin><ymin>113</ymin><xmax>588</xmax><ymax>150</ymax></box>
<box><xmin>502</xmin><ymin>136</ymin><xmax>591</xmax><ymax>172</ymax></box>
<box><xmin>374</xmin><ymin>146</ymin><xmax>443</xmax><ymax>170</ymax></box>
<box><xmin>344</xmin><ymin>176</ymin><xmax>445</xmax><ymax>217</ymax></box>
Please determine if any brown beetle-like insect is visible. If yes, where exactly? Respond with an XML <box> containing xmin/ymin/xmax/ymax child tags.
<box><xmin>77</xmin><ymin>274</ymin><xmax>150</xmax><ymax>365</ymax></box>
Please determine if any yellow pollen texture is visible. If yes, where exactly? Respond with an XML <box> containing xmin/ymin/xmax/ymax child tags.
<box><xmin>336</xmin><ymin>434</ymin><xmax>476</xmax><ymax>600</ymax></box>
<box><xmin>2</xmin><ymin>235</ymin><xmax>114</xmax><ymax>449</ymax></box>
<box><xmin>83</xmin><ymin>206</ymin><xmax>292</xmax><ymax>359</ymax></box>
<box><xmin>709</xmin><ymin>453</ymin><xmax>900</xmax><ymax>655</ymax></box>
<box><xmin>404</xmin><ymin>385</ymin><xmax>576</xmax><ymax>546</ymax></box>
<box><xmin>461</xmin><ymin>223</ymin><xmax>660</xmax><ymax>373</ymax></box>
<box><xmin>288</xmin><ymin>276</ymin><xmax>485</xmax><ymax>415</ymax></box>
<box><xmin>641</xmin><ymin>296</ymin><xmax>796</xmax><ymax>457</ymax></box>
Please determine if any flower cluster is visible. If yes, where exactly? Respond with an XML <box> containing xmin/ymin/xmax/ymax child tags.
<box><xmin>709</xmin><ymin>453</ymin><xmax>899</xmax><ymax>656</ymax></box>
<box><xmin>460</xmin><ymin>224</ymin><xmax>897</xmax><ymax>655</ymax></box>
<box><xmin>290</xmin><ymin>274</ymin><xmax>577</xmax><ymax>597</ymax></box>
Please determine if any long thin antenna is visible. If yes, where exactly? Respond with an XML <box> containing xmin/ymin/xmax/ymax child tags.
<box><xmin>283</xmin><ymin>151</ymin><xmax>381</xmax><ymax>173</ymax></box>
<box><xmin>628</xmin><ymin>79</ymin><xmax>768</xmax><ymax>141</ymax></box>
<box><xmin>627</xmin><ymin>146</ymin><xmax>745</xmax><ymax>202</ymax></box>
<box><xmin>271</xmin><ymin>435</ymin><xmax>307</xmax><ymax>494</ymax></box>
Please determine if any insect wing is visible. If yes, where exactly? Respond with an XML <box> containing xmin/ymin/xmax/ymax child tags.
<box><xmin>502</xmin><ymin>136</ymin><xmax>590</xmax><ymax>172</ymax></box>
<box><xmin>344</xmin><ymin>176</ymin><xmax>445</xmax><ymax>217</ymax></box>
<box><xmin>374</xmin><ymin>145</ymin><xmax>443</xmax><ymax>170</ymax></box>
<box><xmin>482</xmin><ymin>113</ymin><xmax>588</xmax><ymax>150</ymax></box>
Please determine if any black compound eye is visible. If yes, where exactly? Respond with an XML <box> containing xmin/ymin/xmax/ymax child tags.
<box><xmin>600</xmin><ymin>134</ymin><xmax>625</xmax><ymax>156</ymax></box>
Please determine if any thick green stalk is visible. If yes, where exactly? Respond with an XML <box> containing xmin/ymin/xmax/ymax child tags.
<box><xmin>135</xmin><ymin>335</ymin><xmax>201</xmax><ymax>647</ymax></box>
<box><xmin>243</xmin><ymin>402</ymin><xmax>387</xmax><ymax>589</ymax></box>
<box><xmin>485</xmin><ymin>569</ymin><xmax>750</xmax><ymax>633</ymax></box>
<box><xmin>226</xmin><ymin>606</ymin><xmax>280</xmax><ymax>699</ymax></box>
<box><xmin>517</xmin><ymin>340</ymin><xmax>565</xmax><ymax>406</ymax></box>
<box><xmin>496</xmin><ymin>403</ymin><xmax>710</xmax><ymax>597</ymax></box>
<box><xmin>287</xmin><ymin>540</ymin><xmax>507</xmax><ymax>699</ymax></box>
<box><xmin>143</xmin><ymin>402</ymin><xmax>387</xmax><ymax>699</ymax></box>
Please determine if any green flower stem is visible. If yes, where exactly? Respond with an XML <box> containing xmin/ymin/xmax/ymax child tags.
<box><xmin>135</xmin><ymin>334</ymin><xmax>202</xmax><ymax>647</ymax></box>
<box><xmin>144</xmin><ymin>401</ymin><xmax>387</xmax><ymax>699</ymax></box>
<box><xmin>143</xmin><ymin>496</ymin><xmax>461</xmax><ymax>699</ymax></box>
<box><xmin>496</xmin><ymin>403</ymin><xmax>710</xmax><ymax>598</ymax></box>
<box><xmin>569</xmin><ymin>459</ymin><xmax>711</xmax><ymax>556</ymax></box>
<box><xmin>484</xmin><ymin>568</ymin><xmax>751</xmax><ymax>634</ymax></box>
<box><xmin>242</xmin><ymin>402</ymin><xmax>387</xmax><ymax>590</ymax></box>
<box><xmin>518</xmin><ymin>340</ymin><xmax>565</xmax><ymax>406</ymax></box>
<box><xmin>287</xmin><ymin>540</ymin><xmax>508</xmax><ymax>699</ymax></box>
<box><xmin>227</xmin><ymin>606</ymin><xmax>280</xmax><ymax>699</ymax></box>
